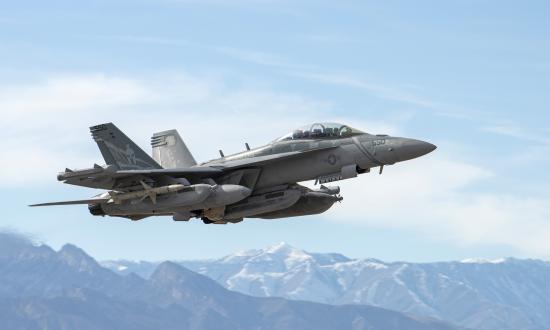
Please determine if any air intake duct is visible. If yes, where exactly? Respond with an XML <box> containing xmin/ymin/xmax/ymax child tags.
<box><xmin>88</xmin><ymin>204</ymin><xmax>105</xmax><ymax>216</ymax></box>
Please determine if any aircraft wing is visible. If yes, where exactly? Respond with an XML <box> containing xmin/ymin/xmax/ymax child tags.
<box><xmin>57</xmin><ymin>146</ymin><xmax>338</xmax><ymax>191</ymax></box>
<box><xmin>58</xmin><ymin>166</ymin><xmax>224</xmax><ymax>190</ymax></box>
<box><xmin>113</xmin><ymin>166</ymin><xmax>223</xmax><ymax>179</ymax></box>
<box><xmin>29</xmin><ymin>197</ymin><xmax>110</xmax><ymax>207</ymax></box>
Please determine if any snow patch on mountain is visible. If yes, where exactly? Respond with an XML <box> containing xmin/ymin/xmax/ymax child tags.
<box><xmin>460</xmin><ymin>258</ymin><xmax>507</xmax><ymax>264</ymax></box>
<box><xmin>103</xmin><ymin>245</ymin><xmax>550</xmax><ymax>330</ymax></box>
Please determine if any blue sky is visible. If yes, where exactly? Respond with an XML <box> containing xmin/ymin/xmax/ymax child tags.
<box><xmin>1</xmin><ymin>0</ymin><xmax>549</xmax><ymax>261</ymax></box>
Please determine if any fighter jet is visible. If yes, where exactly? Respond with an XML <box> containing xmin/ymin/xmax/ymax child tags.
<box><xmin>30</xmin><ymin>122</ymin><xmax>436</xmax><ymax>224</ymax></box>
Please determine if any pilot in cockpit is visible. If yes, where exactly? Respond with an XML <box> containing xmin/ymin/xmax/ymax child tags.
<box><xmin>276</xmin><ymin>122</ymin><xmax>363</xmax><ymax>142</ymax></box>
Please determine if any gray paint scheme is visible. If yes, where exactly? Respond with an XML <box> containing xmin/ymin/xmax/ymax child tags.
<box><xmin>152</xmin><ymin>129</ymin><xmax>197</xmax><ymax>168</ymax></box>
<box><xmin>31</xmin><ymin>122</ymin><xmax>436</xmax><ymax>224</ymax></box>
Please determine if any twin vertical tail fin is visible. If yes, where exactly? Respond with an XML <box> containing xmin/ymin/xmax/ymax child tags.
<box><xmin>151</xmin><ymin>129</ymin><xmax>197</xmax><ymax>168</ymax></box>
<box><xmin>90</xmin><ymin>123</ymin><xmax>162</xmax><ymax>170</ymax></box>
<box><xmin>89</xmin><ymin>123</ymin><xmax>195</xmax><ymax>170</ymax></box>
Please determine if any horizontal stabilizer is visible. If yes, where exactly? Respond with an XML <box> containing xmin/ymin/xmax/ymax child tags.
<box><xmin>29</xmin><ymin>198</ymin><xmax>109</xmax><ymax>207</ymax></box>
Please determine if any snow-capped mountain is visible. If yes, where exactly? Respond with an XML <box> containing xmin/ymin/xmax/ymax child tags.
<box><xmin>0</xmin><ymin>233</ymin><xmax>455</xmax><ymax>330</ymax></box>
<box><xmin>103</xmin><ymin>242</ymin><xmax>550</xmax><ymax>330</ymax></box>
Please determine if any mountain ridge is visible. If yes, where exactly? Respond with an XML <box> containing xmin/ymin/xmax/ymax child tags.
<box><xmin>103</xmin><ymin>242</ymin><xmax>550</xmax><ymax>330</ymax></box>
<box><xmin>0</xmin><ymin>233</ymin><xmax>455</xmax><ymax>330</ymax></box>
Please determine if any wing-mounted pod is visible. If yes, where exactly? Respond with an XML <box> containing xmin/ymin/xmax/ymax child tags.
<box><xmin>223</xmin><ymin>186</ymin><xmax>303</xmax><ymax>220</ymax></box>
<box><xmin>57</xmin><ymin>164</ymin><xmax>117</xmax><ymax>181</ymax></box>
<box><xmin>151</xmin><ymin>129</ymin><xmax>197</xmax><ymax>168</ymax></box>
<box><xmin>255</xmin><ymin>186</ymin><xmax>343</xmax><ymax>219</ymax></box>
<box><xmin>223</xmin><ymin>184</ymin><xmax>342</xmax><ymax>221</ymax></box>
<box><xmin>57</xmin><ymin>164</ymin><xmax>118</xmax><ymax>189</ymax></box>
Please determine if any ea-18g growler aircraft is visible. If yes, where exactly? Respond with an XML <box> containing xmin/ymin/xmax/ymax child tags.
<box><xmin>31</xmin><ymin>122</ymin><xmax>436</xmax><ymax>224</ymax></box>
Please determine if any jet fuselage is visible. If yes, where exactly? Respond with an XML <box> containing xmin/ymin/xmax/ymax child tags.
<box><xmin>31</xmin><ymin>122</ymin><xmax>436</xmax><ymax>224</ymax></box>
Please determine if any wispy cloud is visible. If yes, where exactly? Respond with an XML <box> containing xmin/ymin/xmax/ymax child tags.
<box><xmin>0</xmin><ymin>16</ymin><xmax>22</xmax><ymax>24</ymax></box>
<box><xmin>482</xmin><ymin>125</ymin><xmax>524</xmax><ymax>138</ymax></box>
<box><xmin>213</xmin><ymin>47</ymin><xmax>448</xmax><ymax>110</ymax></box>
<box><xmin>0</xmin><ymin>72</ymin><xmax>367</xmax><ymax>185</ymax></box>
<box><xmin>94</xmin><ymin>35</ymin><xmax>192</xmax><ymax>47</ymax></box>
<box><xmin>324</xmin><ymin>154</ymin><xmax>550</xmax><ymax>258</ymax></box>
<box><xmin>152</xmin><ymin>0</ymin><xmax>302</xmax><ymax>15</ymax></box>
<box><xmin>215</xmin><ymin>47</ymin><xmax>317</xmax><ymax>70</ymax></box>
<box><xmin>289</xmin><ymin>71</ymin><xmax>439</xmax><ymax>108</ymax></box>
<box><xmin>160</xmin><ymin>0</ymin><xmax>285</xmax><ymax>4</ymax></box>
<box><xmin>89</xmin><ymin>37</ymin><xmax>312</xmax><ymax>72</ymax></box>
<box><xmin>482</xmin><ymin>125</ymin><xmax>550</xmax><ymax>145</ymax></box>
<box><xmin>3</xmin><ymin>71</ymin><xmax>550</xmax><ymax>259</ymax></box>
<box><xmin>81</xmin><ymin>38</ymin><xmax>457</xmax><ymax>115</ymax></box>
<box><xmin>210</xmin><ymin>46</ymin><xmax>464</xmax><ymax>113</ymax></box>
<box><xmin>298</xmin><ymin>33</ymin><xmax>361</xmax><ymax>44</ymax></box>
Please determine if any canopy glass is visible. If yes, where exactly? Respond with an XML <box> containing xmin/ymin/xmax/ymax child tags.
<box><xmin>275</xmin><ymin>122</ymin><xmax>366</xmax><ymax>142</ymax></box>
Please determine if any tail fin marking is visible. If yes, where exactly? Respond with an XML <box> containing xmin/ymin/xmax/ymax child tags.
<box><xmin>151</xmin><ymin>129</ymin><xmax>197</xmax><ymax>168</ymax></box>
<box><xmin>90</xmin><ymin>123</ymin><xmax>161</xmax><ymax>170</ymax></box>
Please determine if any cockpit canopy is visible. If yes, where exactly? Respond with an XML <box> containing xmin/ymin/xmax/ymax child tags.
<box><xmin>275</xmin><ymin>122</ymin><xmax>366</xmax><ymax>142</ymax></box>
